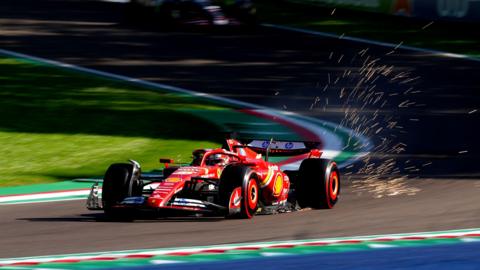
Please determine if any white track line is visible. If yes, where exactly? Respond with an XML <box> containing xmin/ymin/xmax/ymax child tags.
<box><xmin>0</xmin><ymin>190</ymin><xmax>90</xmax><ymax>203</ymax></box>
<box><xmin>0</xmin><ymin>49</ymin><xmax>253</xmax><ymax>109</ymax></box>
<box><xmin>263</xmin><ymin>23</ymin><xmax>480</xmax><ymax>63</ymax></box>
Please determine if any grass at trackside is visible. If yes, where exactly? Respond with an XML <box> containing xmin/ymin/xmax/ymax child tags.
<box><xmin>256</xmin><ymin>0</ymin><xmax>480</xmax><ymax>58</ymax></box>
<box><xmin>0</xmin><ymin>57</ymin><xmax>227</xmax><ymax>186</ymax></box>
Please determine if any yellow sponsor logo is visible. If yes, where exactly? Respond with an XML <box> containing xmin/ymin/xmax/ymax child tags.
<box><xmin>273</xmin><ymin>174</ymin><xmax>283</xmax><ymax>196</ymax></box>
<box><xmin>261</xmin><ymin>167</ymin><xmax>274</xmax><ymax>186</ymax></box>
<box><xmin>166</xmin><ymin>177</ymin><xmax>181</xmax><ymax>183</ymax></box>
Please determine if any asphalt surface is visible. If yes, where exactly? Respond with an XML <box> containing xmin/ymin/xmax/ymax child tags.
<box><xmin>1</xmin><ymin>0</ymin><xmax>480</xmax><ymax>258</ymax></box>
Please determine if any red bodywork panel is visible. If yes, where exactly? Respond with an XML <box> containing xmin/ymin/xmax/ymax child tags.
<box><xmin>146</xmin><ymin>139</ymin><xmax>321</xmax><ymax>209</ymax></box>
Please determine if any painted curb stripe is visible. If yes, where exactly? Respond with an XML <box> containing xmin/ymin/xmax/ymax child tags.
<box><xmin>0</xmin><ymin>195</ymin><xmax>89</xmax><ymax>205</ymax></box>
<box><xmin>0</xmin><ymin>190</ymin><xmax>92</xmax><ymax>205</ymax></box>
<box><xmin>0</xmin><ymin>189</ymin><xmax>90</xmax><ymax>200</ymax></box>
<box><xmin>0</xmin><ymin>181</ymin><xmax>95</xmax><ymax>197</ymax></box>
<box><xmin>240</xmin><ymin>109</ymin><xmax>320</xmax><ymax>142</ymax></box>
<box><xmin>1</xmin><ymin>228</ymin><xmax>479</xmax><ymax>267</ymax></box>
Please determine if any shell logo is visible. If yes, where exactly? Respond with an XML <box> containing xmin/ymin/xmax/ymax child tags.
<box><xmin>166</xmin><ymin>177</ymin><xmax>181</xmax><ymax>183</ymax></box>
<box><xmin>273</xmin><ymin>174</ymin><xmax>283</xmax><ymax>197</ymax></box>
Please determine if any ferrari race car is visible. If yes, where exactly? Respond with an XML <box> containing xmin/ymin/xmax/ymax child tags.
<box><xmin>87</xmin><ymin>138</ymin><xmax>340</xmax><ymax>219</ymax></box>
<box><xmin>126</xmin><ymin>0</ymin><xmax>257</xmax><ymax>26</ymax></box>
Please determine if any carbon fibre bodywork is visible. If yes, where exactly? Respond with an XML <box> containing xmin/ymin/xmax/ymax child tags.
<box><xmin>87</xmin><ymin>139</ymin><xmax>338</xmax><ymax>219</ymax></box>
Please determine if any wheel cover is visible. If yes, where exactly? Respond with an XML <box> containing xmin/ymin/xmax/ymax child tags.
<box><xmin>229</xmin><ymin>187</ymin><xmax>242</xmax><ymax>209</ymax></box>
<box><xmin>329</xmin><ymin>171</ymin><xmax>339</xmax><ymax>200</ymax></box>
<box><xmin>247</xmin><ymin>178</ymin><xmax>258</xmax><ymax>210</ymax></box>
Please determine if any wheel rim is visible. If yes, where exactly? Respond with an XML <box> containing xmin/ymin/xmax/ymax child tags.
<box><xmin>247</xmin><ymin>178</ymin><xmax>258</xmax><ymax>210</ymax></box>
<box><xmin>229</xmin><ymin>187</ymin><xmax>242</xmax><ymax>209</ymax></box>
<box><xmin>329</xmin><ymin>171</ymin><xmax>339</xmax><ymax>200</ymax></box>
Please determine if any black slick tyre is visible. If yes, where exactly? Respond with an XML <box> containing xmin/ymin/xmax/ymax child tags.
<box><xmin>102</xmin><ymin>163</ymin><xmax>142</xmax><ymax>220</ymax></box>
<box><xmin>219</xmin><ymin>165</ymin><xmax>259</xmax><ymax>219</ymax></box>
<box><xmin>296</xmin><ymin>158</ymin><xmax>340</xmax><ymax>209</ymax></box>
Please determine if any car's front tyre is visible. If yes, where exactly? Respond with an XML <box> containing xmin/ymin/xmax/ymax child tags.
<box><xmin>102</xmin><ymin>163</ymin><xmax>143</xmax><ymax>220</ymax></box>
<box><xmin>219</xmin><ymin>164</ymin><xmax>259</xmax><ymax>219</ymax></box>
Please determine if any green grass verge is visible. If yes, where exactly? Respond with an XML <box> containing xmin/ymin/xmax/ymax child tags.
<box><xmin>257</xmin><ymin>0</ymin><xmax>480</xmax><ymax>58</ymax></box>
<box><xmin>0</xmin><ymin>57</ymin><xmax>228</xmax><ymax>186</ymax></box>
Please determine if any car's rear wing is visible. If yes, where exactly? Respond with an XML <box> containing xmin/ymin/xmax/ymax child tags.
<box><xmin>241</xmin><ymin>139</ymin><xmax>321</xmax><ymax>157</ymax></box>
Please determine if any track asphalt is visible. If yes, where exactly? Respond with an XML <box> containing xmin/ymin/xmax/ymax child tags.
<box><xmin>0</xmin><ymin>0</ymin><xmax>479</xmax><ymax>259</ymax></box>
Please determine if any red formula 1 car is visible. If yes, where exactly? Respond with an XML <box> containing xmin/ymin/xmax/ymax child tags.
<box><xmin>87</xmin><ymin>139</ymin><xmax>340</xmax><ymax>219</ymax></box>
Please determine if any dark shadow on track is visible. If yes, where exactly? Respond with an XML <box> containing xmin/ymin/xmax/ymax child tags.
<box><xmin>18</xmin><ymin>214</ymin><xmax>225</xmax><ymax>223</ymax></box>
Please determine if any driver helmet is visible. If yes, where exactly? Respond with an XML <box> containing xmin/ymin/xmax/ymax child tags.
<box><xmin>208</xmin><ymin>154</ymin><xmax>229</xmax><ymax>166</ymax></box>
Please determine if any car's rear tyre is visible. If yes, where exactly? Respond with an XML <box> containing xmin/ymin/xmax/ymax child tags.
<box><xmin>219</xmin><ymin>165</ymin><xmax>259</xmax><ymax>219</ymax></box>
<box><xmin>102</xmin><ymin>163</ymin><xmax>143</xmax><ymax>220</ymax></box>
<box><xmin>296</xmin><ymin>158</ymin><xmax>340</xmax><ymax>209</ymax></box>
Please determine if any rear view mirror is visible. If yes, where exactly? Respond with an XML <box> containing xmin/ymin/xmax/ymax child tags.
<box><xmin>159</xmin><ymin>158</ymin><xmax>174</xmax><ymax>168</ymax></box>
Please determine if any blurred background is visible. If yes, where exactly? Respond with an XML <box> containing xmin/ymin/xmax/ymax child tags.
<box><xmin>0</xmin><ymin>0</ymin><xmax>479</xmax><ymax>268</ymax></box>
